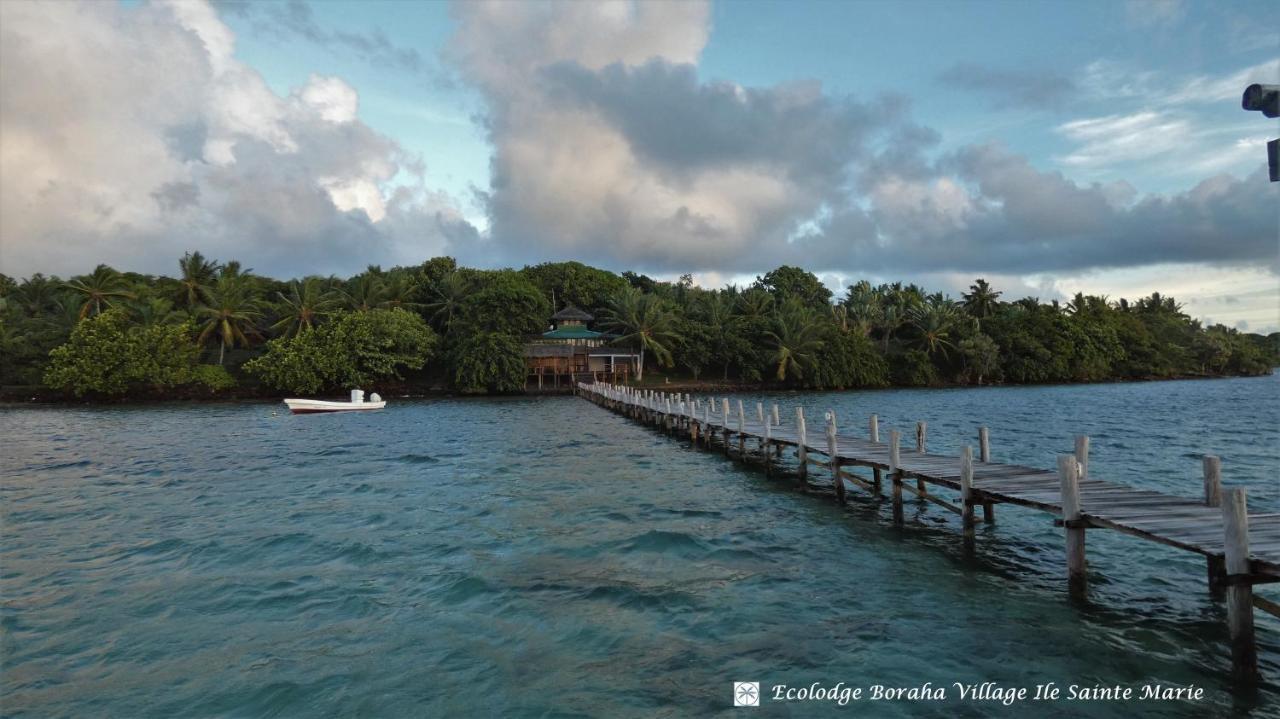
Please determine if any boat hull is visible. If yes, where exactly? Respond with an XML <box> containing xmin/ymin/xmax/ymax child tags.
<box><xmin>284</xmin><ymin>399</ymin><xmax>387</xmax><ymax>414</ymax></box>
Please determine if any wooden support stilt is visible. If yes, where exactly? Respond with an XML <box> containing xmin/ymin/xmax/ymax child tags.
<box><xmin>1203</xmin><ymin>455</ymin><xmax>1222</xmax><ymax>507</ymax></box>
<box><xmin>722</xmin><ymin>399</ymin><xmax>732</xmax><ymax>455</ymax></box>
<box><xmin>915</xmin><ymin>421</ymin><xmax>928</xmax><ymax>496</ymax></box>
<box><xmin>1203</xmin><ymin>455</ymin><xmax>1226</xmax><ymax>594</ymax></box>
<box><xmin>763</xmin><ymin>413</ymin><xmax>773</xmax><ymax>476</ymax></box>
<box><xmin>890</xmin><ymin>429</ymin><xmax>903</xmax><ymax>525</ymax></box>
<box><xmin>736</xmin><ymin>400</ymin><xmax>746</xmax><ymax>458</ymax></box>
<box><xmin>979</xmin><ymin>426</ymin><xmax>994</xmax><ymax>523</ymax></box>
<box><xmin>1222</xmin><ymin>488</ymin><xmax>1258</xmax><ymax>683</ymax></box>
<box><xmin>869</xmin><ymin>414</ymin><xmax>881</xmax><ymax>491</ymax></box>
<box><xmin>1075</xmin><ymin>435</ymin><xmax>1090</xmax><ymax>481</ymax></box>
<box><xmin>771</xmin><ymin>404</ymin><xmax>780</xmax><ymax>426</ymax></box>
<box><xmin>827</xmin><ymin>412</ymin><xmax>843</xmax><ymax>503</ymax></box>
<box><xmin>1057</xmin><ymin>454</ymin><xmax>1087</xmax><ymax>598</ymax></box>
<box><xmin>756</xmin><ymin>402</ymin><xmax>764</xmax><ymax>424</ymax></box>
<box><xmin>961</xmin><ymin>446</ymin><xmax>975</xmax><ymax>538</ymax></box>
<box><xmin>796</xmin><ymin>407</ymin><xmax>808</xmax><ymax>482</ymax></box>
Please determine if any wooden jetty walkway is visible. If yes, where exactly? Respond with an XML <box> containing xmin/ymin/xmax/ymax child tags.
<box><xmin>577</xmin><ymin>381</ymin><xmax>1279</xmax><ymax>682</ymax></box>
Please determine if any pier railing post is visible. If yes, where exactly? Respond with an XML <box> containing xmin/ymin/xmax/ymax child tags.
<box><xmin>1203</xmin><ymin>456</ymin><xmax>1222</xmax><ymax>507</ymax></box>
<box><xmin>737</xmin><ymin>400</ymin><xmax>746</xmax><ymax>458</ymax></box>
<box><xmin>1057</xmin><ymin>455</ymin><xmax>1087</xmax><ymax>598</ymax></box>
<box><xmin>722</xmin><ymin>399</ymin><xmax>731</xmax><ymax>455</ymax></box>
<box><xmin>1222</xmin><ymin>487</ymin><xmax>1258</xmax><ymax>683</ymax></box>
<box><xmin>827</xmin><ymin>412</ymin><xmax>843</xmax><ymax>503</ymax></box>
<box><xmin>890</xmin><ymin>429</ymin><xmax>903</xmax><ymax>525</ymax></box>
<box><xmin>869</xmin><ymin>414</ymin><xmax>881</xmax><ymax>491</ymax></box>
<box><xmin>796</xmin><ymin>407</ymin><xmax>808</xmax><ymax>482</ymax></box>
<box><xmin>756</xmin><ymin>402</ymin><xmax>766</xmax><ymax>453</ymax></box>
<box><xmin>763</xmin><ymin>411</ymin><xmax>773</xmax><ymax>475</ymax></box>
<box><xmin>915</xmin><ymin>421</ymin><xmax>928</xmax><ymax>496</ymax></box>
<box><xmin>704</xmin><ymin>402</ymin><xmax>712</xmax><ymax>447</ymax></box>
<box><xmin>1202</xmin><ymin>455</ymin><xmax>1226</xmax><ymax>593</ymax></box>
<box><xmin>690</xmin><ymin>401</ymin><xmax>700</xmax><ymax>446</ymax></box>
<box><xmin>978</xmin><ymin>426</ymin><xmax>994</xmax><ymax>523</ymax></box>
<box><xmin>960</xmin><ymin>446</ymin><xmax>975</xmax><ymax>540</ymax></box>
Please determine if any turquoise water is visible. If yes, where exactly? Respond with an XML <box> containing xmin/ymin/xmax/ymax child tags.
<box><xmin>2</xmin><ymin>375</ymin><xmax>1278</xmax><ymax>717</ymax></box>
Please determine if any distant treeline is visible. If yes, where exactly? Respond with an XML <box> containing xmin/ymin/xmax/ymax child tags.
<box><xmin>1</xmin><ymin>254</ymin><xmax>1275</xmax><ymax>399</ymax></box>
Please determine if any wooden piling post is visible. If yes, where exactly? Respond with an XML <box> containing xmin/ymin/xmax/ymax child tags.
<box><xmin>915</xmin><ymin>422</ymin><xmax>928</xmax><ymax>496</ymax></box>
<box><xmin>827</xmin><ymin>412</ymin><xmax>843</xmax><ymax>503</ymax></box>
<box><xmin>1203</xmin><ymin>455</ymin><xmax>1226</xmax><ymax>593</ymax></box>
<box><xmin>869</xmin><ymin>414</ymin><xmax>881</xmax><ymax>491</ymax></box>
<box><xmin>1074</xmin><ymin>435</ymin><xmax>1090</xmax><ymax>482</ymax></box>
<box><xmin>960</xmin><ymin>446</ymin><xmax>975</xmax><ymax>538</ymax></box>
<box><xmin>722</xmin><ymin>399</ymin><xmax>731</xmax><ymax>455</ymax></box>
<box><xmin>1203</xmin><ymin>455</ymin><xmax>1222</xmax><ymax>507</ymax></box>
<box><xmin>796</xmin><ymin>407</ymin><xmax>808</xmax><ymax>482</ymax></box>
<box><xmin>1057</xmin><ymin>454</ymin><xmax>1087</xmax><ymax>597</ymax></box>
<box><xmin>771</xmin><ymin>404</ymin><xmax>780</xmax><ymax>426</ymax></box>
<box><xmin>979</xmin><ymin>426</ymin><xmax>994</xmax><ymax>523</ymax></box>
<box><xmin>890</xmin><ymin>430</ymin><xmax>903</xmax><ymax>525</ymax></box>
<box><xmin>736</xmin><ymin>400</ymin><xmax>746</xmax><ymax>458</ymax></box>
<box><xmin>756</xmin><ymin>402</ymin><xmax>764</xmax><ymax>424</ymax></box>
<box><xmin>1222</xmin><ymin>487</ymin><xmax>1258</xmax><ymax>683</ymax></box>
<box><xmin>763</xmin><ymin>412</ymin><xmax>773</xmax><ymax>475</ymax></box>
<box><xmin>707</xmin><ymin>397</ymin><xmax>715</xmax><ymax>446</ymax></box>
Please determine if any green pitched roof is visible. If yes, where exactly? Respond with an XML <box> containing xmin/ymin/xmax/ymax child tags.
<box><xmin>542</xmin><ymin>326</ymin><xmax>605</xmax><ymax>340</ymax></box>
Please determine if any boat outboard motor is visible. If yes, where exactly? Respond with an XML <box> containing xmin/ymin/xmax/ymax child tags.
<box><xmin>370</xmin><ymin>393</ymin><xmax>382</xmax><ymax>403</ymax></box>
<box><xmin>351</xmin><ymin>389</ymin><xmax>365</xmax><ymax>404</ymax></box>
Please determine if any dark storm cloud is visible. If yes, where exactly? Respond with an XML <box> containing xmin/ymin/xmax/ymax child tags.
<box><xmin>936</xmin><ymin>62</ymin><xmax>1078</xmax><ymax>109</ymax></box>
<box><xmin>540</xmin><ymin>60</ymin><xmax>890</xmax><ymax>186</ymax></box>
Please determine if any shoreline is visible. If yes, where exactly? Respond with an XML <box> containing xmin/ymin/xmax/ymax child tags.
<box><xmin>2</xmin><ymin>368</ymin><xmax>1272</xmax><ymax>406</ymax></box>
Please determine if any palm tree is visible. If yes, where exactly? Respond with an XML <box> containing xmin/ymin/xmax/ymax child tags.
<box><xmin>338</xmin><ymin>274</ymin><xmax>388</xmax><ymax>312</ymax></box>
<box><xmin>909</xmin><ymin>300</ymin><xmax>960</xmax><ymax>359</ymax></box>
<box><xmin>424</xmin><ymin>272</ymin><xmax>471</xmax><ymax>331</ymax></box>
<box><xmin>735</xmin><ymin>287</ymin><xmax>775</xmax><ymax>321</ymax></box>
<box><xmin>271</xmin><ymin>278</ymin><xmax>339</xmax><ymax>338</ymax></box>
<box><xmin>175</xmin><ymin>251</ymin><xmax>220</xmax><ymax>309</ymax></box>
<box><xmin>962</xmin><ymin>279</ymin><xmax>1002</xmax><ymax>320</ymax></box>
<box><xmin>13</xmin><ymin>274</ymin><xmax>64</xmax><ymax>317</ymax></box>
<box><xmin>377</xmin><ymin>274</ymin><xmax>420</xmax><ymax>311</ymax></box>
<box><xmin>600</xmin><ymin>287</ymin><xmax>681</xmax><ymax>381</ymax></box>
<box><xmin>197</xmin><ymin>277</ymin><xmax>263</xmax><ymax>364</ymax></box>
<box><xmin>875</xmin><ymin>303</ymin><xmax>905</xmax><ymax>353</ymax></box>
<box><xmin>701</xmin><ymin>292</ymin><xmax>743</xmax><ymax>379</ymax></box>
<box><xmin>842</xmin><ymin>280</ymin><xmax>879</xmax><ymax>337</ymax></box>
<box><xmin>64</xmin><ymin>265</ymin><xmax>135</xmax><ymax>320</ymax></box>
<box><xmin>128</xmin><ymin>297</ymin><xmax>185</xmax><ymax>326</ymax></box>
<box><xmin>765</xmin><ymin>301</ymin><xmax>825</xmax><ymax>381</ymax></box>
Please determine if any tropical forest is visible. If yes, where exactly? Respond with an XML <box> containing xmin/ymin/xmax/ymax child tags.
<box><xmin>1</xmin><ymin>253</ymin><xmax>1275</xmax><ymax>399</ymax></box>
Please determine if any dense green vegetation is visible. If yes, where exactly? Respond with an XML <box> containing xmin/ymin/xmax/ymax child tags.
<box><xmin>0</xmin><ymin>253</ymin><xmax>1275</xmax><ymax>399</ymax></box>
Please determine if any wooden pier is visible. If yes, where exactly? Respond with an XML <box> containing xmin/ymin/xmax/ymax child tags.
<box><xmin>578</xmin><ymin>381</ymin><xmax>1279</xmax><ymax>681</ymax></box>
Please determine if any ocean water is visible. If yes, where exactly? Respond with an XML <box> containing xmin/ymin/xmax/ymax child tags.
<box><xmin>2</xmin><ymin>375</ymin><xmax>1278</xmax><ymax>717</ymax></box>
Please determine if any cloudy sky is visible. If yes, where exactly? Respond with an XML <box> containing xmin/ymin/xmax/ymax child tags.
<box><xmin>1</xmin><ymin>0</ymin><xmax>1277</xmax><ymax>330</ymax></box>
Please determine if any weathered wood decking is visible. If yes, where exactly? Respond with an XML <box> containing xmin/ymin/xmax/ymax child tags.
<box><xmin>578</xmin><ymin>381</ymin><xmax>1277</xmax><ymax>681</ymax></box>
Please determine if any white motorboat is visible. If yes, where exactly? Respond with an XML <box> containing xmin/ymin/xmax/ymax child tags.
<box><xmin>284</xmin><ymin>389</ymin><xmax>385</xmax><ymax>414</ymax></box>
